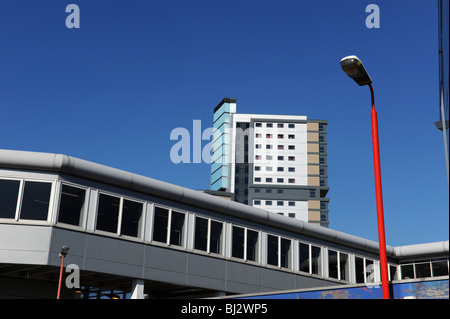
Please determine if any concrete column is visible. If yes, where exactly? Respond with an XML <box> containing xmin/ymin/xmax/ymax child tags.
<box><xmin>131</xmin><ymin>279</ymin><xmax>145</xmax><ymax>299</ymax></box>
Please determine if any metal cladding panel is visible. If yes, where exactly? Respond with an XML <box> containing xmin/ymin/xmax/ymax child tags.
<box><xmin>0</xmin><ymin>224</ymin><xmax>52</xmax><ymax>265</ymax></box>
<box><xmin>144</xmin><ymin>245</ymin><xmax>188</xmax><ymax>275</ymax></box>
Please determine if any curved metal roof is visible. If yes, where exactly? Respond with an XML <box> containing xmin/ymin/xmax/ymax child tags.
<box><xmin>0</xmin><ymin>149</ymin><xmax>448</xmax><ymax>259</ymax></box>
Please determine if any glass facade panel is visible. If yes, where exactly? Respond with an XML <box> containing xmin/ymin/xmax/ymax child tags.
<box><xmin>121</xmin><ymin>199</ymin><xmax>143</xmax><ymax>237</ymax></box>
<box><xmin>96</xmin><ymin>194</ymin><xmax>120</xmax><ymax>233</ymax></box>
<box><xmin>365</xmin><ymin>259</ymin><xmax>374</xmax><ymax>283</ymax></box>
<box><xmin>194</xmin><ymin>217</ymin><xmax>208</xmax><ymax>251</ymax></box>
<box><xmin>267</xmin><ymin>235</ymin><xmax>278</xmax><ymax>266</ymax></box>
<box><xmin>58</xmin><ymin>185</ymin><xmax>86</xmax><ymax>226</ymax></box>
<box><xmin>210</xmin><ymin>220</ymin><xmax>223</xmax><ymax>254</ymax></box>
<box><xmin>280</xmin><ymin>238</ymin><xmax>291</xmax><ymax>268</ymax></box>
<box><xmin>339</xmin><ymin>252</ymin><xmax>349</xmax><ymax>281</ymax></box>
<box><xmin>0</xmin><ymin>179</ymin><xmax>20</xmax><ymax>219</ymax></box>
<box><xmin>401</xmin><ymin>264</ymin><xmax>415</xmax><ymax>279</ymax></box>
<box><xmin>246</xmin><ymin>229</ymin><xmax>259</xmax><ymax>262</ymax></box>
<box><xmin>355</xmin><ymin>257</ymin><xmax>365</xmax><ymax>283</ymax></box>
<box><xmin>415</xmin><ymin>262</ymin><xmax>431</xmax><ymax>278</ymax></box>
<box><xmin>153</xmin><ymin>207</ymin><xmax>169</xmax><ymax>243</ymax></box>
<box><xmin>328</xmin><ymin>250</ymin><xmax>338</xmax><ymax>279</ymax></box>
<box><xmin>232</xmin><ymin>226</ymin><xmax>245</xmax><ymax>259</ymax></box>
<box><xmin>299</xmin><ymin>243</ymin><xmax>309</xmax><ymax>273</ymax></box>
<box><xmin>432</xmin><ymin>260</ymin><xmax>449</xmax><ymax>277</ymax></box>
<box><xmin>20</xmin><ymin>181</ymin><xmax>52</xmax><ymax>220</ymax></box>
<box><xmin>170</xmin><ymin>210</ymin><xmax>185</xmax><ymax>246</ymax></box>
<box><xmin>311</xmin><ymin>245</ymin><xmax>321</xmax><ymax>275</ymax></box>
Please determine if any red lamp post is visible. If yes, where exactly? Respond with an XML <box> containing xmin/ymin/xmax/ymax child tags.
<box><xmin>57</xmin><ymin>246</ymin><xmax>69</xmax><ymax>299</ymax></box>
<box><xmin>340</xmin><ymin>55</ymin><xmax>390</xmax><ymax>299</ymax></box>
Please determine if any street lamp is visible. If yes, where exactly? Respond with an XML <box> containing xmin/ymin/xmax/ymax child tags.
<box><xmin>57</xmin><ymin>246</ymin><xmax>69</xmax><ymax>299</ymax></box>
<box><xmin>340</xmin><ymin>55</ymin><xmax>390</xmax><ymax>299</ymax></box>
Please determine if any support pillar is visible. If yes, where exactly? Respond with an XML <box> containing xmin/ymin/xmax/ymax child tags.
<box><xmin>131</xmin><ymin>279</ymin><xmax>145</xmax><ymax>299</ymax></box>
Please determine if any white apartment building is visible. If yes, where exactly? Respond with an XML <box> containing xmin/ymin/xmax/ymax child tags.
<box><xmin>210</xmin><ymin>98</ymin><xmax>329</xmax><ymax>227</ymax></box>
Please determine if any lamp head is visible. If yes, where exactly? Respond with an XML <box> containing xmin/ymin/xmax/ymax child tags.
<box><xmin>59</xmin><ymin>246</ymin><xmax>69</xmax><ymax>258</ymax></box>
<box><xmin>340</xmin><ymin>55</ymin><xmax>372</xmax><ymax>86</ymax></box>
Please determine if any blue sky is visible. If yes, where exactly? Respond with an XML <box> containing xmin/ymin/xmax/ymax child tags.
<box><xmin>0</xmin><ymin>0</ymin><xmax>448</xmax><ymax>247</ymax></box>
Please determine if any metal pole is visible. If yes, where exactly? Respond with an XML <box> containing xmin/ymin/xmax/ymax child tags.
<box><xmin>369</xmin><ymin>83</ymin><xmax>390</xmax><ymax>299</ymax></box>
<box><xmin>57</xmin><ymin>254</ymin><xmax>65</xmax><ymax>299</ymax></box>
<box><xmin>438</xmin><ymin>0</ymin><xmax>449</xmax><ymax>187</ymax></box>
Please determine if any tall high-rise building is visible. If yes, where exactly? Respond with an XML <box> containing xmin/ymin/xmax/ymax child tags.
<box><xmin>210</xmin><ymin>98</ymin><xmax>330</xmax><ymax>227</ymax></box>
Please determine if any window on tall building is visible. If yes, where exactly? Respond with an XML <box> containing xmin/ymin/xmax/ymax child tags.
<box><xmin>288</xmin><ymin>124</ymin><xmax>295</xmax><ymax>128</ymax></box>
<box><xmin>288</xmin><ymin>178</ymin><xmax>295</xmax><ymax>183</ymax></box>
<box><xmin>288</xmin><ymin>134</ymin><xmax>295</xmax><ymax>139</ymax></box>
<box><xmin>278</xmin><ymin>145</ymin><xmax>284</xmax><ymax>150</ymax></box>
<box><xmin>266</xmin><ymin>134</ymin><xmax>272</xmax><ymax>138</ymax></box>
<box><xmin>278</xmin><ymin>134</ymin><xmax>284</xmax><ymax>139</ymax></box>
<box><xmin>277</xmin><ymin>124</ymin><xmax>284</xmax><ymax>128</ymax></box>
<box><xmin>288</xmin><ymin>167</ymin><xmax>295</xmax><ymax>172</ymax></box>
<box><xmin>288</xmin><ymin>156</ymin><xmax>295</xmax><ymax>161</ymax></box>
<box><xmin>288</xmin><ymin>145</ymin><xmax>295</xmax><ymax>150</ymax></box>
<box><xmin>266</xmin><ymin>123</ymin><xmax>273</xmax><ymax>128</ymax></box>
<box><xmin>255</xmin><ymin>123</ymin><xmax>262</xmax><ymax>127</ymax></box>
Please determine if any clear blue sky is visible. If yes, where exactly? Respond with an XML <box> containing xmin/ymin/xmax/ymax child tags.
<box><xmin>1</xmin><ymin>0</ymin><xmax>448</xmax><ymax>246</ymax></box>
